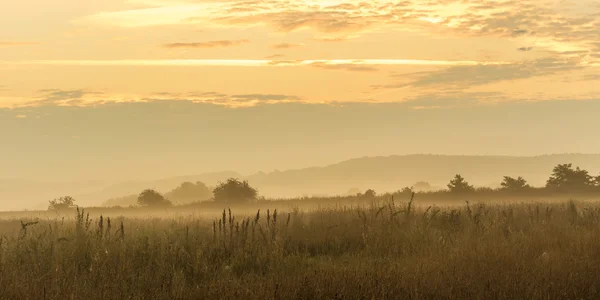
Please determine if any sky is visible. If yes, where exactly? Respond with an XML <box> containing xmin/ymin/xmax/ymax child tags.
<box><xmin>1</xmin><ymin>0</ymin><xmax>600</xmax><ymax>181</ymax></box>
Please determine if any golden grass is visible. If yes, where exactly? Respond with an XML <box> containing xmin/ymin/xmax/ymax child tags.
<box><xmin>1</xmin><ymin>198</ymin><xmax>600</xmax><ymax>299</ymax></box>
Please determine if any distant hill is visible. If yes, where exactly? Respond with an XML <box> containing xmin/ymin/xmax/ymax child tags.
<box><xmin>243</xmin><ymin>154</ymin><xmax>600</xmax><ymax>197</ymax></box>
<box><xmin>1</xmin><ymin>154</ymin><xmax>599</xmax><ymax>210</ymax></box>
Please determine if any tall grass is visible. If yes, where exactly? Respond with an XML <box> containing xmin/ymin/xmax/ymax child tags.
<box><xmin>1</xmin><ymin>198</ymin><xmax>600</xmax><ymax>299</ymax></box>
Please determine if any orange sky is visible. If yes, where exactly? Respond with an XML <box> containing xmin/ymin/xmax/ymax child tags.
<box><xmin>1</xmin><ymin>0</ymin><xmax>599</xmax><ymax>108</ymax></box>
<box><xmin>1</xmin><ymin>0</ymin><xmax>600</xmax><ymax>181</ymax></box>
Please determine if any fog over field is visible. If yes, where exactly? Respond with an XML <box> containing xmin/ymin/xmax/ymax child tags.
<box><xmin>2</xmin><ymin>0</ymin><xmax>600</xmax><ymax>298</ymax></box>
<box><xmin>1</xmin><ymin>154</ymin><xmax>600</xmax><ymax>211</ymax></box>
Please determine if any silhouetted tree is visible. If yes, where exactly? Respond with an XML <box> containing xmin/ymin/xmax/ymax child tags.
<box><xmin>166</xmin><ymin>181</ymin><xmax>212</xmax><ymax>204</ymax></box>
<box><xmin>546</xmin><ymin>163</ymin><xmax>594</xmax><ymax>191</ymax></box>
<box><xmin>137</xmin><ymin>189</ymin><xmax>172</xmax><ymax>207</ymax></box>
<box><xmin>447</xmin><ymin>174</ymin><xmax>474</xmax><ymax>193</ymax></box>
<box><xmin>48</xmin><ymin>196</ymin><xmax>76</xmax><ymax>211</ymax></box>
<box><xmin>363</xmin><ymin>189</ymin><xmax>377</xmax><ymax>199</ymax></box>
<box><xmin>500</xmin><ymin>176</ymin><xmax>531</xmax><ymax>191</ymax></box>
<box><xmin>213</xmin><ymin>178</ymin><xmax>258</xmax><ymax>204</ymax></box>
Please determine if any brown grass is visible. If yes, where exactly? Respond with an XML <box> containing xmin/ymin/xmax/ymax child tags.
<box><xmin>1</xmin><ymin>198</ymin><xmax>600</xmax><ymax>299</ymax></box>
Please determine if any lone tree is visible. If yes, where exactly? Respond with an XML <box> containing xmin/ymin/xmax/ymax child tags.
<box><xmin>213</xmin><ymin>178</ymin><xmax>258</xmax><ymax>204</ymax></box>
<box><xmin>137</xmin><ymin>189</ymin><xmax>172</xmax><ymax>207</ymax></box>
<box><xmin>546</xmin><ymin>163</ymin><xmax>594</xmax><ymax>191</ymax></box>
<box><xmin>363</xmin><ymin>189</ymin><xmax>377</xmax><ymax>199</ymax></box>
<box><xmin>447</xmin><ymin>174</ymin><xmax>475</xmax><ymax>193</ymax></box>
<box><xmin>500</xmin><ymin>176</ymin><xmax>531</xmax><ymax>191</ymax></box>
<box><xmin>165</xmin><ymin>181</ymin><xmax>212</xmax><ymax>204</ymax></box>
<box><xmin>48</xmin><ymin>196</ymin><xmax>76</xmax><ymax>211</ymax></box>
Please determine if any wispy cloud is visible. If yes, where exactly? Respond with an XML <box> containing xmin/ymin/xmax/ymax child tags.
<box><xmin>511</xmin><ymin>28</ymin><xmax>531</xmax><ymax>37</ymax></box>
<box><xmin>31</xmin><ymin>89</ymin><xmax>107</xmax><ymax>106</ymax></box>
<box><xmin>374</xmin><ymin>57</ymin><xmax>586</xmax><ymax>91</ymax></box>
<box><xmin>265</xmin><ymin>54</ymin><xmax>285</xmax><ymax>59</ymax></box>
<box><xmin>271</xmin><ymin>43</ymin><xmax>304</xmax><ymax>49</ymax></box>
<box><xmin>20</xmin><ymin>89</ymin><xmax>303</xmax><ymax>108</ymax></box>
<box><xmin>151</xmin><ymin>91</ymin><xmax>303</xmax><ymax>107</ymax></box>
<box><xmin>75</xmin><ymin>1</ymin><xmax>420</xmax><ymax>34</ymax></box>
<box><xmin>162</xmin><ymin>39</ymin><xmax>249</xmax><ymax>48</ymax></box>
<box><xmin>73</xmin><ymin>0</ymin><xmax>600</xmax><ymax>64</ymax></box>
<box><xmin>309</xmin><ymin>62</ymin><xmax>378</xmax><ymax>72</ymax></box>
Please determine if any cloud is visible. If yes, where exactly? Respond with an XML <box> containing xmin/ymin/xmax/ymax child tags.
<box><xmin>30</xmin><ymin>89</ymin><xmax>107</xmax><ymax>106</ymax></box>
<box><xmin>137</xmin><ymin>92</ymin><xmax>304</xmax><ymax>108</ymax></box>
<box><xmin>517</xmin><ymin>47</ymin><xmax>533</xmax><ymax>52</ymax></box>
<box><xmin>309</xmin><ymin>62</ymin><xmax>378</xmax><ymax>72</ymax></box>
<box><xmin>74</xmin><ymin>0</ymin><xmax>599</xmax><ymax>65</ymax></box>
<box><xmin>162</xmin><ymin>39</ymin><xmax>249</xmax><ymax>48</ymax></box>
<box><xmin>265</xmin><ymin>54</ymin><xmax>284</xmax><ymax>59</ymax></box>
<box><xmin>377</xmin><ymin>57</ymin><xmax>585</xmax><ymax>90</ymax></box>
<box><xmin>271</xmin><ymin>43</ymin><xmax>304</xmax><ymax>49</ymax></box>
<box><xmin>76</xmin><ymin>0</ymin><xmax>600</xmax><ymax>52</ymax></box>
<box><xmin>77</xmin><ymin>1</ymin><xmax>420</xmax><ymax>35</ymax></box>
<box><xmin>431</xmin><ymin>0</ymin><xmax>600</xmax><ymax>57</ymax></box>
<box><xmin>511</xmin><ymin>28</ymin><xmax>531</xmax><ymax>37</ymax></box>
<box><xmin>21</xmin><ymin>89</ymin><xmax>303</xmax><ymax>108</ymax></box>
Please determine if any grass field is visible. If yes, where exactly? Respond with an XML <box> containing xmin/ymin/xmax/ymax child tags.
<box><xmin>1</xmin><ymin>196</ymin><xmax>600</xmax><ymax>299</ymax></box>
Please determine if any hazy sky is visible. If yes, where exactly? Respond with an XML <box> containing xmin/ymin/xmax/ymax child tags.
<box><xmin>1</xmin><ymin>0</ymin><xmax>599</xmax><ymax>181</ymax></box>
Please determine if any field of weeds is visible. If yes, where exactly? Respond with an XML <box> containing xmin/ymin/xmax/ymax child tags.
<box><xmin>1</xmin><ymin>196</ymin><xmax>600</xmax><ymax>299</ymax></box>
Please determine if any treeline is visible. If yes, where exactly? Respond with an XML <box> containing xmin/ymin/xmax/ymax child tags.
<box><xmin>48</xmin><ymin>163</ymin><xmax>600</xmax><ymax>210</ymax></box>
<box><xmin>49</xmin><ymin>178</ymin><xmax>258</xmax><ymax>210</ymax></box>
<box><xmin>431</xmin><ymin>163</ymin><xmax>599</xmax><ymax>194</ymax></box>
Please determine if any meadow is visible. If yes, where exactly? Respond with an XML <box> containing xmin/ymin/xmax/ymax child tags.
<box><xmin>1</xmin><ymin>195</ymin><xmax>600</xmax><ymax>299</ymax></box>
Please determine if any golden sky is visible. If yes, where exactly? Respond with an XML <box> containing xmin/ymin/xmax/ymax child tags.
<box><xmin>1</xmin><ymin>0</ymin><xmax>599</xmax><ymax>108</ymax></box>
<box><xmin>1</xmin><ymin>0</ymin><xmax>600</xmax><ymax>181</ymax></box>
